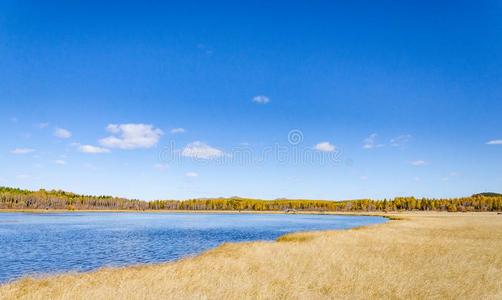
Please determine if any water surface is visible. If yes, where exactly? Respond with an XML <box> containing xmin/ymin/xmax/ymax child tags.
<box><xmin>0</xmin><ymin>212</ymin><xmax>386</xmax><ymax>283</ymax></box>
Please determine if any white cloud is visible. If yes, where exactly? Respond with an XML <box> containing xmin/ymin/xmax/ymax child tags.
<box><xmin>79</xmin><ymin>145</ymin><xmax>110</xmax><ymax>154</ymax></box>
<box><xmin>186</xmin><ymin>172</ymin><xmax>199</xmax><ymax>177</ymax></box>
<box><xmin>252</xmin><ymin>95</ymin><xmax>270</xmax><ymax>104</ymax></box>
<box><xmin>486</xmin><ymin>139</ymin><xmax>502</xmax><ymax>145</ymax></box>
<box><xmin>99</xmin><ymin>124</ymin><xmax>163</xmax><ymax>149</ymax></box>
<box><xmin>54</xmin><ymin>128</ymin><xmax>72</xmax><ymax>139</ymax></box>
<box><xmin>54</xmin><ymin>160</ymin><xmax>66</xmax><ymax>165</ymax></box>
<box><xmin>390</xmin><ymin>134</ymin><xmax>412</xmax><ymax>147</ymax></box>
<box><xmin>410</xmin><ymin>160</ymin><xmax>427</xmax><ymax>166</ymax></box>
<box><xmin>182</xmin><ymin>141</ymin><xmax>224</xmax><ymax>159</ymax></box>
<box><xmin>314</xmin><ymin>142</ymin><xmax>335</xmax><ymax>152</ymax></box>
<box><xmin>16</xmin><ymin>174</ymin><xmax>30</xmax><ymax>180</ymax></box>
<box><xmin>170</xmin><ymin>128</ymin><xmax>186</xmax><ymax>134</ymax></box>
<box><xmin>37</xmin><ymin>122</ymin><xmax>49</xmax><ymax>129</ymax></box>
<box><xmin>363</xmin><ymin>133</ymin><xmax>384</xmax><ymax>149</ymax></box>
<box><xmin>11</xmin><ymin>148</ymin><xmax>35</xmax><ymax>155</ymax></box>
<box><xmin>153</xmin><ymin>163</ymin><xmax>168</xmax><ymax>171</ymax></box>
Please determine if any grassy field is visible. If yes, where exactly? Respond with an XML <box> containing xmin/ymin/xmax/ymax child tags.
<box><xmin>1</xmin><ymin>212</ymin><xmax>502</xmax><ymax>299</ymax></box>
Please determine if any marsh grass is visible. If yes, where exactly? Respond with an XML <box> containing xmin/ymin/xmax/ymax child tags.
<box><xmin>276</xmin><ymin>231</ymin><xmax>318</xmax><ymax>242</ymax></box>
<box><xmin>1</xmin><ymin>213</ymin><xmax>502</xmax><ymax>299</ymax></box>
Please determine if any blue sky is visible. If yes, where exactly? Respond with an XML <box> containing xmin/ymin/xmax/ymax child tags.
<box><xmin>1</xmin><ymin>1</ymin><xmax>501</xmax><ymax>200</ymax></box>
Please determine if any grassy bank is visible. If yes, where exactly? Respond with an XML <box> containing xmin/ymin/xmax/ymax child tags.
<box><xmin>1</xmin><ymin>212</ymin><xmax>502</xmax><ymax>299</ymax></box>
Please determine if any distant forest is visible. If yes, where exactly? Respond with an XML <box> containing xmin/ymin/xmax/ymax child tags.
<box><xmin>1</xmin><ymin>186</ymin><xmax>501</xmax><ymax>212</ymax></box>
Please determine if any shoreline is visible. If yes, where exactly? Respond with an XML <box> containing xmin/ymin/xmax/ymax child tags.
<box><xmin>0</xmin><ymin>208</ymin><xmax>396</xmax><ymax>218</ymax></box>
<box><xmin>0</xmin><ymin>208</ymin><xmax>460</xmax><ymax>217</ymax></box>
<box><xmin>0</xmin><ymin>208</ymin><xmax>350</xmax><ymax>213</ymax></box>
<box><xmin>1</xmin><ymin>212</ymin><xmax>501</xmax><ymax>299</ymax></box>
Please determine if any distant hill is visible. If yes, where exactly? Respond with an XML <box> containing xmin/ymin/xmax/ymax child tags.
<box><xmin>472</xmin><ymin>192</ymin><xmax>502</xmax><ymax>197</ymax></box>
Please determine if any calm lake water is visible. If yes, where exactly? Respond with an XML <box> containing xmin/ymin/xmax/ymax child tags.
<box><xmin>0</xmin><ymin>212</ymin><xmax>386</xmax><ymax>283</ymax></box>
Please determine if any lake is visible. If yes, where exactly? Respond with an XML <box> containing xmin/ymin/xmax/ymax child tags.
<box><xmin>0</xmin><ymin>212</ymin><xmax>386</xmax><ymax>283</ymax></box>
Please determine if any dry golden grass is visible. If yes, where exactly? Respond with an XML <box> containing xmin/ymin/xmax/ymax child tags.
<box><xmin>2</xmin><ymin>212</ymin><xmax>502</xmax><ymax>299</ymax></box>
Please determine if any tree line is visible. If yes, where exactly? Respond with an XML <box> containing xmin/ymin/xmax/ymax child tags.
<box><xmin>1</xmin><ymin>186</ymin><xmax>501</xmax><ymax>212</ymax></box>
<box><xmin>0</xmin><ymin>186</ymin><xmax>148</xmax><ymax>210</ymax></box>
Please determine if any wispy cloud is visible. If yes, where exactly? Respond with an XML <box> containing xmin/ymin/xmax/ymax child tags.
<box><xmin>11</xmin><ymin>148</ymin><xmax>36</xmax><ymax>155</ymax></box>
<box><xmin>252</xmin><ymin>95</ymin><xmax>270</xmax><ymax>104</ymax></box>
<box><xmin>54</xmin><ymin>160</ymin><xmax>66</xmax><ymax>165</ymax></box>
<box><xmin>153</xmin><ymin>163</ymin><xmax>168</xmax><ymax>171</ymax></box>
<box><xmin>196</xmin><ymin>43</ymin><xmax>213</xmax><ymax>55</ymax></box>
<box><xmin>186</xmin><ymin>172</ymin><xmax>199</xmax><ymax>177</ymax></box>
<box><xmin>37</xmin><ymin>122</ymin><xmax>49</xmax><ymax>129</ymax></box>
<box><xmin>441</xmin><ymin>172</ymin><xmax>458</xmax><ymax>181</ymax></box>
<box><xmin>78</xmin><ymin>145</ymin><xmax>110</xmax><ymax>154</ymax></box>
<box><xmin>99</xmin><ymin>124</ymin><xmax>163</xmax><ymax>149</ymax></box>
<box><xmin>390</xmin><ymin>134</ymin><xmax>412</xmax><ymax>147</ymax></box>
<box><xmin>16</xmin><ymin>174</ymin><xmax>31</xmax><ymax>180</ymax></box>
<box><xmin>486</xmin><ymin>139</ymin><xmax>502</xmax><ymax>145</ymax></box>
<box><xmin>170</xmin><ymin>128</ymin><xmax>186</xmax><ymax>134</ymax></box>
<box><xmin>314</xmin><ymin>142</ymin><xmax>336</xmax><ymax>152</ymax></box>
<box><xmin>363</xmin><ymin>133</ymin><xmax>384</xmax><ymax>149</ymax></box>
<box><xmin>182</xmin><ymin>141</ymin><xmax>223</xmax><ymax>159</ymax></box>
<box><xmin>410</xmin><ymin>160</ymin><xmax>428</xmax><ymax>166</ymax></box>
<box><xmin>54</xmin><ymin>128</ymin><xmax>72</xmax><ymax>139</ymax></box>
